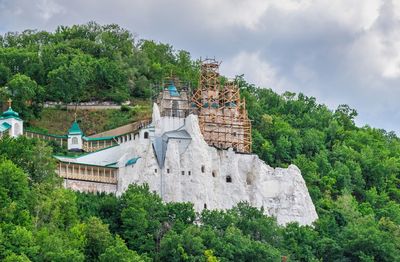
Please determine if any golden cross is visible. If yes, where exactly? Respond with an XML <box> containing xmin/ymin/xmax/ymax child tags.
<box><xmin>7</xmin><ymin>98</ymin><xmax>12</xmax><ymax>108</ymax></box>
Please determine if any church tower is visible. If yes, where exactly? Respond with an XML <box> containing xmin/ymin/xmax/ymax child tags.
<box><xmin>67</xmin><ymin>120</ymin><xmax>83</xmax><ymax>151</ymax></box>
<box><xmin>0</xmin><ymin>99</ymin><xmax>23</xmax><ymax>138</ymax></box>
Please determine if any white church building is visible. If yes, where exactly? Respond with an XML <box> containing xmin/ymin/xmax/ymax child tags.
<box><xmin>0</xmin><ymin>100</ymin><xmax>23</xmax><ymax>139</ymax></box>
<box><xmin>53</xmin><ymin>102</ymin><xmax>318</xmax><ymax>226</ymax></box>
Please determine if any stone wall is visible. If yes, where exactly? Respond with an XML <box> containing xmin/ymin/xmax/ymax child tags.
<box><xmin>64</xmin><ymin>179</ymin><xmax>117</xmax><ymax>194</ymax></box>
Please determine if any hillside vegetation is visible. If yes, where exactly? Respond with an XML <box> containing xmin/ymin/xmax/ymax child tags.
<box><xmin>28</xmin><ymin>102</ymin><xmax>151</xmax><ymax>136</ymax></box>
<box><xmin>0</xmin><ymin>23</ymin><xmax>399</xmax><ymax>261</ymax></box>
<box><xmin>0</xmin><ymin>22</ymin><xmax>198</xmax><ymax>120</ymax></box>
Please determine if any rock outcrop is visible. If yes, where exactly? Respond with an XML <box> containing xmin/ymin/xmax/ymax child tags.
<box><xmin>118</xmin><ymin>109</ymin><xmax>318</xmax><ymax>225</ymax></box>
<box><xmin>59</xmin><ymin>104</ymin><xmax>318</xmax><ymax>225</ymax></box>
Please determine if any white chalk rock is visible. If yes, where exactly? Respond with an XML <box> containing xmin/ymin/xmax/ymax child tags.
<box><xmin>62</xmin><ymin>112</ymin><xmax>318</xmax><ymax>226</ymax></box>
<box><xmin>119</xmin><ymin>114</ymin><xmax>318</xmax><ymax>225</ymax></box>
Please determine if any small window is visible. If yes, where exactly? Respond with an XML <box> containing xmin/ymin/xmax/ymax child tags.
<box><xmin>204</xmin><ymin>203</ymin><xmax>207</xmax><ymax>209</ymax></box>
<box><xmin>201</xmin><ymin>165</ymin><xmax>205</xmax><ymax>173</ymax></box>
<box><xmin>181</xmin><ymin>171</ymin><xmax>185</xmax><ymax>175</ymax></box>
<box><xmin>14</xmin><ymin>123</ymin><xmax>20</xmax><ymax>136</ymax></box>
<box><xmin>167</xmin><ymin>168</ymin><xmax>170</xmax><ymax>173</ymax></box>
<box><xmin>72</xmin><ymin>137</ymin><xmax>78</xmax><ymax>145</ymax></box>
<box><xmin>233</xmin><ymin>132</ymin><xmax>237</xmax><ymax>137</ymax></box>
<box><xmin>144</xmin><ymin>132</ymin><xmax>149</xmax><ymax>139</ymax></box>
<box><xmin>212</xmin><ymin>171</ymin><xmax>216</xmax><ymax>177</ymax></box>
<box><xmin>226</xmin><ymin>176</ymin><xmax>232</xmax><ymax>183</ymax></box>
<box><xmin>154</xmin><ymin>169</ymin><xmax>157</xmax><ymax>173</ymax></box>
<box><xmin>188</xmin><ymin>171</ymin><xmax>191</xmax><ymax>176</ymax></box>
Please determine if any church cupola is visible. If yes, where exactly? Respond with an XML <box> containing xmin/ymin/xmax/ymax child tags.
<box><xmin>67</xmin><ymin>118</ymin><xmax>83</xmax><ymax>151</ymax></box>
<box><xmin>0</xmin><ymin>99</ymin><xmax>23</xmax><ymax>138</ymax></box>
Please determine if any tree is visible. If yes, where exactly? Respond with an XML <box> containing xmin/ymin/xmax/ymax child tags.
<box><xmin>47</xmin><ymin>54</ymin><xmax>94</xmax><ymax>103</ymax></box>
<box><xmin>5</xmin><ymin>73</ymin><xmax>43</xmax><ymax>120</ymax></box>
<box><xmin>0</xmin><ymin>159</ymin><xmax>29</xmax><ymax>207</ymax></box>
<box><xmin>99</xmin><ymin>236</ymin><xmax>145</xmax><ymax>262</ymax></box>
<box><xmin>119</xmin><ymin>184</ymin><xmax>167</xmax><ymax>255</ymax></box>
<box><xmin>0</xmin><ymin>63</ymin><xmax>11</xmax><ymax>86</ymax></box>
<box><xmin>83</xmin><ymin>217</ymin><xmax>114</xmax><ymax>261</ymax></box>
<box><xmin>0</xmin><ymin>136</ymin><xmax>58</xmax><ymax>185</ymax></box>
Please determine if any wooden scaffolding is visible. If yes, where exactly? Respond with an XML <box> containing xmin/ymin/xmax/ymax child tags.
<box><xmin>191</xmin><ymin>59</ymin><xmax>252</xmax><ymax>153</ymax></box>
<box><xmin>156</xmin><ymin>76</ymin><xmax>191</xmax><ymax>118</ymax></box>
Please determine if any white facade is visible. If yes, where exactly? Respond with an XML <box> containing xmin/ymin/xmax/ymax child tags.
<box><xmin>0</xmin><ymin>114</ymin><xmax>23</xmax><ymax>137</ymax></box>
<box><xmin>68</xmin><ymin>134</ymin><xmax>83</xmax><ymax>151</ymax></box>
<box><xmin>57</xmin><ymin>104</ymin><xmax>318</xmax><ymax>226</ymax></box>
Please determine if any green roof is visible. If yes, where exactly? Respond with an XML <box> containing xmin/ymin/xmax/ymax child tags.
<box><xmin>83</xmin><ymin>136</ymin><xmax>115</xmax><ymax>141</ymax></box>
<box><xmin>0</xmin><ymin>122</ymin><xmax>11</xmax><ymax>132</ymax></box>
<box><xmin>125</xmin><ymin>157</ymin><xmax>140</xmax><ymax>166</ymax></box>
<box><xmin>68</xmin><ymin>121</ymin><xmax>83</xmax><ymax>135</ymax></box>
<box><xmin>1</xmin><ymin>107</ymin><xmax>21</xmax><ymax>120</ymax></box>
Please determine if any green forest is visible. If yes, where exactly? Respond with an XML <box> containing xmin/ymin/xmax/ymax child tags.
<box><xmin>0</xmin><ymin>23</ymin><xmax>399</xmax><ymax>261</ymax></box>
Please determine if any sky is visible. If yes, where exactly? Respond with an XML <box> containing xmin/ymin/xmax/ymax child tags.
<box><xmin>1</xmin><ymin>0</ymin><xmax>400</xmax><ymax>133</ymax></box>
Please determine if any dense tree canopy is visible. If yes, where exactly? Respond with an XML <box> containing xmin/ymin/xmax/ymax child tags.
<box><xmin>0</xmin><ymin>22</ymin><xmax>199</xmax><ymax>118</ymax></box>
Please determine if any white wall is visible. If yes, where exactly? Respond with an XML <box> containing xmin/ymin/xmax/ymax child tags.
<box><xmin>115</xmin><ymin>114</ymin><xmax>318</xmax><ymax>226</ymax></box>
<box><xmin>0</xmin><ymin>118</ymin><xmax>23</xmax><ymax>137</ymax></box>
<box><xmin>58</xmin><ymin>112</ymin><xmax>318</xmax><ymax>226</ymax></box>
<box><xmin>68</xmin><ymin>135</ymin><xmax>83</xmax><ymax>151</ymax></box>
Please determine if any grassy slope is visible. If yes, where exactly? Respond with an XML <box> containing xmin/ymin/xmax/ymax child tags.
<box><xmin>28</xmin><ymin>100</ymin><xmax>152</xmax><ymax>136</ymax></box>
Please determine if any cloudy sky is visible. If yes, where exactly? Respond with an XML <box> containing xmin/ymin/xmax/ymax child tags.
<box><xmin>1</xmin><ymin>0</ymin><xmax>400</xmax><ymax>133</ymax></box>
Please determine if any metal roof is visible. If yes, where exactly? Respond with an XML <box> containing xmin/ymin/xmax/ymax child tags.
<box><xmin>0</xmin><ymin>107</ymin><xmax>21</xmax><ymax>120</ymax></box>
<box><xmin>125</xmin><ymin>157</ymin><xmax>140</xmax><ymax>167</ymax></box>
<box><xmin>0</xmin><ymin>122</ymin><xmax>11</xmax><ymax>132</ymax></box>
<box><xmin>168</xmin><ymin>84</ymin><xmax>180</xmax><ymax>97</ymax></box>
<box><xmin>68</xmin><ymin>121</ymin><xmax>83</xmax><ymax>135</ymax></box>
<box><xmin>152</xmin><ymin>129</ymin><xmax>191</xmax><ymax>168</ymax></box>
<box><xmin>83</xmin><ymin>136</ymin><xmax>115</xmax><ymax>141</ymax></box>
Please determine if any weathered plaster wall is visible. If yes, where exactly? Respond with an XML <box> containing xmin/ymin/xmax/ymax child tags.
<box><xmin>64</xmin><ymin>179</ymin><xmax>117</xmax><ymax>194</ymax></box>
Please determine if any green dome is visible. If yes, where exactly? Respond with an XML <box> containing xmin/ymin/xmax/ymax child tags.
<box><xmin>68</xmin><ymin>121</ymin><xmax>83</xmax><ymax>135</ymax></box>
<box><xmin>1</xmin><ymin>107</ymin><xmax>20</xmax><ymax>118</ymax></box>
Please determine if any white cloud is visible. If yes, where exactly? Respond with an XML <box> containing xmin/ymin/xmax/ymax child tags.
<box><xmin>344</xmin><ymin>0</ymin><xmax>400</xmax><ymax>81</ymax></box>
<box><xmin>36</xmin><ymin>0</ymin><xmax>65</xmax><ymax>21</ymax></box>
<box><xmin>221</xmin><ymin>51</ymin><xmax>289</xmax><ymax>91</ymax></box>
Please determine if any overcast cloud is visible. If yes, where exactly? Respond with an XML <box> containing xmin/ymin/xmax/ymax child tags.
<box><xmin>1</xmin><ymin>0</ymin><xmax>400</xmax><ymax>133</ymax></box>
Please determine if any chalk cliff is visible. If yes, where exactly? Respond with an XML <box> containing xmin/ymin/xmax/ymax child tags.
<box><xmin>58</xmin><ymin>103</ymin><xmax>318</xmax><ymax>225</ymax></box>
<box><xmin>116</xmin><ymin>105</ymin><xmax>318</xmax><ymax>225</ymax></box>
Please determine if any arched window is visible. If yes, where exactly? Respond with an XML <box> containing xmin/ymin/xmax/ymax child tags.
<box><xmin>13</xmin><ymin>123</ymin><xmax>20</xmax><ymax>136</ymax></box>
<box><xmin>72</xmin><ymin>137</ymin><xmax>78</xmax><ymax>145</ymax></box>
<box><xmin>144</xmin><ymin>132</ymin><xmax>149</xmax><ymax>139</ymax></box>
<box><xmin>226</xmin><ymin>176</ymin><xmax>232</xmax><ymax>183</ymax></box>
<box><xmin>212</xmin><ymin>171</ymin><xmax>216</xmax><ymax>177</ymax></box>
<box><xmin>204</xmin><ymin>203</ymin><xmax>207</xmax><ymax>209</ymax></box>
<box><xmin>201</xmin><ymin>165</ymin><xmax>205</xmax><ymax>173</ymax></box>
